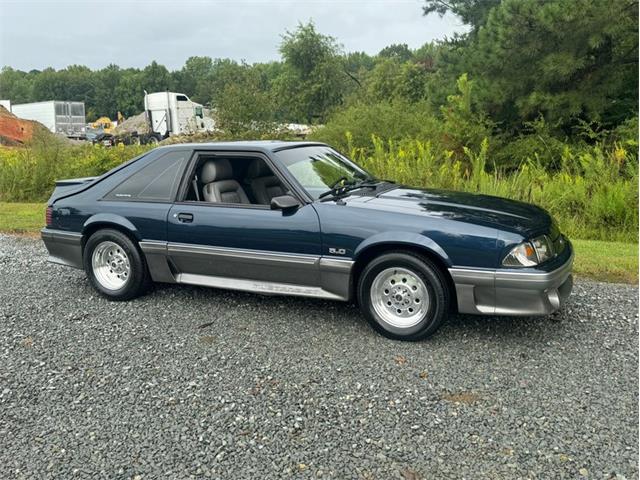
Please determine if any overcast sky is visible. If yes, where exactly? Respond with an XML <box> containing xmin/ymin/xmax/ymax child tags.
<box><xmin>0</xmin><ymin>0</ymin><xmax>467</xmax><ymax>71</ymax></box>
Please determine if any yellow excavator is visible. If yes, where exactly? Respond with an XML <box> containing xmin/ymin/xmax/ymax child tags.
<box><xmin>90</xmin><ymin>112</ymin><xmax>124</xmax><ymax>134</ymax></box>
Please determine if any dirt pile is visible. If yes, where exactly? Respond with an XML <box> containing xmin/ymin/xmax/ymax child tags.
<box><xmin>114</xmin><ymin>112</ymin><xmax>149</xmax><ymax>135</ymax></box>
<box><xmin>0</xmin><ymin>106</ymin><xmax>53</xmax><ymax>146</ymax></box>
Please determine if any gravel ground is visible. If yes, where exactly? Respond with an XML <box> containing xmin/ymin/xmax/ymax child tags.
<box><xmin>0</xmin><ymin>234</ymin><xmax>637</xmax><ymax>480</ymax></box>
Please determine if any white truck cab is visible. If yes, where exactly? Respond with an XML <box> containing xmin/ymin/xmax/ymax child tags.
<box><xmin>144</xmin><ymin>92</ymin><xmax>214</xmax><ymax>139</ymax></box>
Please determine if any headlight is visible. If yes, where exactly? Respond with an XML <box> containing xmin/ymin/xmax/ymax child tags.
<box><xmin>531</xmin><ymin>235</ymin><xmax>553</xmax><ymax>263</ymax></box>
<box><xmin>503</xmin><ymin>235</ymin><xmax>554</xmax><ymax>267</ymax></box>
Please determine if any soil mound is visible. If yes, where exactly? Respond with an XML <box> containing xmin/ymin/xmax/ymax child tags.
<box><xmin>113</xmin><ymin>112</ymin><xmax>149</xmax><ymax>135</ymax></box>
<box><xmin>0</xmin><ymin>106</ymin><xmax>54</xmax><ymax>145</ymax></box>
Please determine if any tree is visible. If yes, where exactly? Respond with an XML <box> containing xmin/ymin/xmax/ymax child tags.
<box><xmin>275</xmin><ymin>22</ymin><xmax>347</xmax><ymax>123</ymax></box>
<box><xmin>363</xmin><ymin>58</ymin><xmax>429</xmax><ymax>104</ymax></box>
<box><xmin>468</xmin><ymin>0</ymin><xmax>639</xmax><ymax>129</ymax></box>
<box><xmin>342</xmin><ymin>51</ymin><xmax>375</xmax><ymax>97</ymax></box>
<box><xmin>440</xmin><ymin>73</ymin><xmax>493</xmax><ymax>155</ymax></box>
<box><xmin>206</xmin><ymin>58</ymin><xmax>248</xmax><ymax>108</ymax></box>
<box><xmin>93</xmin><ymin>64</ymin><xmax>122</xmax><ymax>119</ymax></box>
<box><xmin>378</xmin><ymin>43</ymin><xmax>413</xmax><ymax>62</ymax></box>
<box><xmin>115</xmin><ymin>69</ymin><xmax>144</xmax><ymax>117</ymax></box>
<box><xmin>396</xmin><ymin>63</ymin><xmax>429</xmax><ymax>103</ymax></box>
<box><xmin>423</xmin><ymin>0</ymin><xmax>500</xmax><ymax>30</ymax></box>
<box><xmin>344</xmin><ymin>51</ymin><xmax>375</xmax><ymax>74</ymax></box>
<box><xmin>364</xmin><ymin>58</ymin><xmax>402</xmax><ymax>101</ymax></box>
<box><xmin>215</xmin><ymin>64</ymin><xmax>276</xmax><ymax>134</ymax></box>
<box><xmin>140</xmin><ymin>61</ymin><xmax>173</xmax><ymax>93</ymax></box>
<box><xmin>61</xmin><ymin>65</ymin><xmax>96</xmax><ymax>117</ymax></box>
<box><xmin>175</xmin><ymin>56</ymin><xmax>214</xmax><ymax>104</ymax></box>
<box><xmin>31</xmin><ymin>68</ymin><xmax>67</xmax><ymax>102</ymax></box>
<box><xmin>0</xmin><ymin>67</ymin><xmax>32</xmax><ymax>104</ymax></box>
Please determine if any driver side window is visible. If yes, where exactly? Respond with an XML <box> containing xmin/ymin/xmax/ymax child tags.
<box><xmin>183</xmin><ymin>155</ymin><xmax>288</xmax><ymax>206</ymax></box>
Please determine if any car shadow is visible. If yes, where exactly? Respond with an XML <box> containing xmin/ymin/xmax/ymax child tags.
<box><xmin>149</xmin><ymin>282</ymin><xmax>567</xmax><ymax>344</ymax></box>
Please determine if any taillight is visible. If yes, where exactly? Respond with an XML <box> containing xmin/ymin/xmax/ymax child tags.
<box><xmin>45</xmin><ymin>206</ymin><xmax>53</xmax><ymax>227</ymax></box>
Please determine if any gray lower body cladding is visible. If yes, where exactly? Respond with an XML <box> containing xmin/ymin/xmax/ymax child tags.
<box><xmin>41</xmin><ymin>229</ymin><xmax>83</xmax><ymax>269</ymax></box>
<box><xmin>139</xmin><ymin>241</ymin><xmax>353</xmax><ymax>301</ymax></box>
<box><xmin>41</xmin><ymin>228</ymin><xmax>574</xmax><ymax>315</ymax></box>
<box><xmin>449</xmin><ymin>251</ymin><xmax>574</xmax><ymax>316</ymax></box>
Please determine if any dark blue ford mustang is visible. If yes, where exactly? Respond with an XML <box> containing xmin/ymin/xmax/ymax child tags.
<box><xmin>42</xmin><ymin>141</ymin><xmax>573</xmax><ymax>340</ymax></box>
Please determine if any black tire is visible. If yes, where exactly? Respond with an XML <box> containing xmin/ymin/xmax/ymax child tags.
<box><xmin>83</xmin><ymin>229</ymin><xmax>150</xmax><ymax>301</ymax></box>
<box><xmin>357</xmin><ymin>251</ymin><xmax>450</xmax><ymax>341</ymax></box>
<box><xmin>144</xmin><ymin>134</ymin><xmax>161</xmax><ymax>145</ymax></box>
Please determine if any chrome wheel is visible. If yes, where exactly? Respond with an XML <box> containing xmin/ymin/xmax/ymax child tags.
<box><xmin>91</xmin><ymin>241</ymin><xmax>131</xmax><ymax>290</ymax></box>
<box><xmin>370</xmin><ymin>267</ymin><xmax>429</xmax><ymax>328</ymax></box>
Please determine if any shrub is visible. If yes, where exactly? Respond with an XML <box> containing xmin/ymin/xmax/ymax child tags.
<box><xmin>311</xmin><ymin>74</ymin><xmax>494</xmax><ymax>163</ymax></box>
<box><xmin>0</xmin><ymin>134</ymin><xmax>150</xmax><ymax>202</ymax></box>
<box><xmin>309</xmin><ymin>100</ymin><xmax>441</xmax><ymax>152</ymax></box>
<box><xmin>349</xmin><ymin>136</ymin><xmax>638</xmax><ymax>242</ymax></box>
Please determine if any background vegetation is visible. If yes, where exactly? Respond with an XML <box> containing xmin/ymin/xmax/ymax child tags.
<box><xmin>2</xmin><ymin>0</ymin><xmax>636</xmax><ymax>131</ymax></box>
<box><xmin>0</xmin><ymin>0</ymin><xmax>637</xmax><ymax>247</ymax></box>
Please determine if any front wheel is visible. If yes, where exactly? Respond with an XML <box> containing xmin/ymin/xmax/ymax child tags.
<box><xmin>357</xmin><ymin>252</ymin><xmax>449</xmax><ymax>341</ymax></box>
<box><xmin>83</xmin><ymin>229</ymin><xmax>150</xmax><ymax>301</ymax></box>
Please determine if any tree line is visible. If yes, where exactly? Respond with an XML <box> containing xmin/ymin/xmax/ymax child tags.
<box><xmin>0</xmin><ymin>0</ymin><xmax>637</xmax><ymax>142</ymax></box>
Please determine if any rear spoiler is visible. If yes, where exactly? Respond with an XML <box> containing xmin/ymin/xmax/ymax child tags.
<box><xmin>55</xmin><ymin>177</ymin><xmax>97</xmax><ymax>186</ymax></box>
<box><xmin>48</xmin><ymin>177</ymin><xmax>98</xmax><ymax>204</ymax></box>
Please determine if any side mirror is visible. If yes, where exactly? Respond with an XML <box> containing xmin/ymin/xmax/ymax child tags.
<box><xmin>270</xmin><ymin>194</ymin><xmax>300</xmax><ymax>211</ymax></box>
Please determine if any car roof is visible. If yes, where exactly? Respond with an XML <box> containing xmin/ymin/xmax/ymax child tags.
<box><xmin>154</xmin><ymin>140</ymin><xmax>329</xmax><ymax>154</ymax></box>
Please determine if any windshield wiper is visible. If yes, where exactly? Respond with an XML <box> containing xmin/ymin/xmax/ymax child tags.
<box><xmin>318</xmin><ymin>178</ymin><xmax>382</xmax><ymax>201</ymax></box>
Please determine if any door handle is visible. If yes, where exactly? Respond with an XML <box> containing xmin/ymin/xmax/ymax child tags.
<box><xmin>176</xmin><ymin>212</ymin><xmax>194</xmax><ymax>223</ymax></box>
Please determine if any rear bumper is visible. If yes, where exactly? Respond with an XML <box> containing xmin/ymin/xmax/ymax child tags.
<box><xmin>449</xmin><ymin>248</ymin><xmax>574</xmax><ymax>316</ymax></box>
<box><xmin>41</xmin><ymin>228</ymin><xmax>83</xmax><ymax>269</ymax></box>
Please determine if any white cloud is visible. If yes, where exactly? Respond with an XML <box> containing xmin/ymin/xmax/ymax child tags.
<box><xmin>0</xmin><ymin>0</ymin><xmax>467</xmax><ymax>70</ymax></box>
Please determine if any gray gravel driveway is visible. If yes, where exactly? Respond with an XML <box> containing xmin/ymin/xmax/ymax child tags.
<box><xmin>0</xmin><ymin>234</ymin><xmax>637</xmax><ymax>479</ymax></box>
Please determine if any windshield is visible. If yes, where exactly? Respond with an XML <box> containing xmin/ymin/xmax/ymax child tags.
<box><xmin>274</xmin><ymin>146</ymin><xmax>374</xmax><ymax>200</ymax></box>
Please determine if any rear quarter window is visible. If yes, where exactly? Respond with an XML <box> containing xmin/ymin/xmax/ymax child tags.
<box><xmin>104</xmin><ymin>151</ymin><xmax>189</xmax><ymax>202</ymax></box>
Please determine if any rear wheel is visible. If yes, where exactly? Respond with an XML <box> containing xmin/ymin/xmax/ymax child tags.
<box><xmin>357</xmin><ymin>251</ymin><xmax>449</xmax><ymax>341</ymax></box>
<box><xmin>83</xmin><ymin>229</ymin><xmax>150</xmax><ymax>300</ymax></box>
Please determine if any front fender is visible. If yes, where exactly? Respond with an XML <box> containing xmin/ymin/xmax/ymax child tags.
<box><xmin>353</xmin><ymin>232</ymin><xmax>452</xmax><ymax>267</ymax></box>
<box><xmin>83</xmin><ymin>213</ymin><xmax>141</xmax><ymax>240</ymax></box>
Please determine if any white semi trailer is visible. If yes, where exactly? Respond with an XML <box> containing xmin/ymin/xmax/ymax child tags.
<box><xmin>11</xmin><ymin>101</ymin><xmax>86</xmax><ymax>139</ymax></box>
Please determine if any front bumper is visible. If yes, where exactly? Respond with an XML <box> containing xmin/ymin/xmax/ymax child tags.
<box><xmin>41</xmin><ymin>228</ymin><xmax>84</xmax><ymax>269</ymax></box>
<box><xmin>449</xmin><ymin>248</ymin><xmax>574</xmax><ymax>316</ymax></box>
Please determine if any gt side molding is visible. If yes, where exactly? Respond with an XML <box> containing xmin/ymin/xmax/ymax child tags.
<box><xmin>139</xmin><ymin>240</ymin><xmax>354</xmax><ymax>300</ymax></box>
<box><xmin>175</xmin><ymin>273</ymin><xmax>345</xmax><ymax>300</ymax></box>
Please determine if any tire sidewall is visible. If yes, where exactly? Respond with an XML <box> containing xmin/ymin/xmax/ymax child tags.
<box><xmin>83</xmin><ymin>229</ymin><xmax>147</xmax><ymax>301</ymax></box>
<box><xmin>358</xmin><ymin>253</ymin><xmax>448</xmax><ymax>340</ymax></box>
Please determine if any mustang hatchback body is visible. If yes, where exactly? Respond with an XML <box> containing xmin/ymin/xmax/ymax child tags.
<box><xmin>42</xmin><ymin>141</ymin><xmax>573</xmax><ymax>340</ymax></box>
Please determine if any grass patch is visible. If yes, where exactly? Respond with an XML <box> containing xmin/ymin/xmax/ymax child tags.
<box><xmin>572</xmin><ymin>239</ymin><xmax>638</xmax><ymax>284</ymax></box>
<box><xmin>0</xmin><ymin>202</ymin><xmax>45</xmax><ymax>234</ymax></box>
<box><xmin>0</xmin><ymin>202</ymin><xmax>636</xmax><ymax>284</ymax></box>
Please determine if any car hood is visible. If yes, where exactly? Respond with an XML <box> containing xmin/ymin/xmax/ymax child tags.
<box><xmin>359</xmin><ymin>187</ymin><xmax>552</xmax><ymax>236</ymax></box>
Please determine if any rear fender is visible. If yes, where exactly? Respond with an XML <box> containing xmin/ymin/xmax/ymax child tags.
<box><xmin>82</xmin><ymin>213</ymin><xmax>140</xmax><ymax>241</ymax></box>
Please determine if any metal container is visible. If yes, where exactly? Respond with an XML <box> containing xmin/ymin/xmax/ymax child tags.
<box><xmin>11</xmin><ymin>101</ymin><xmax>86</xmax><ymax>139</ymax></box>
